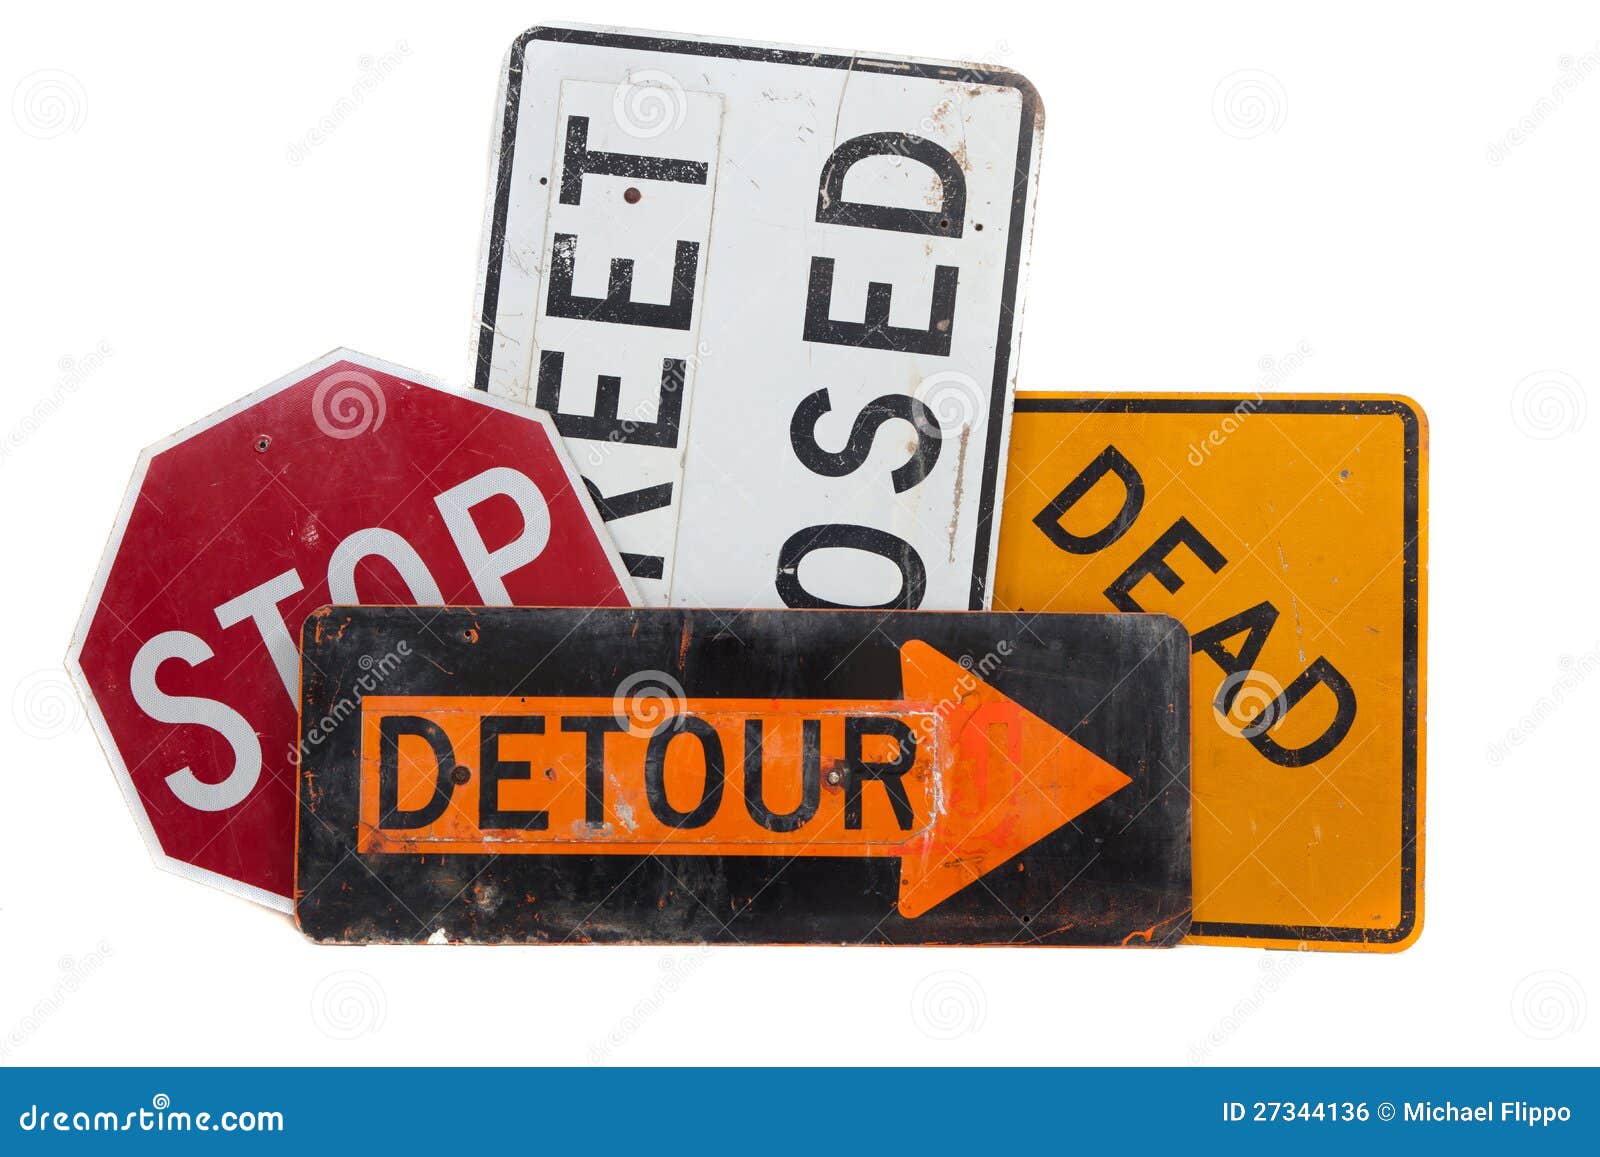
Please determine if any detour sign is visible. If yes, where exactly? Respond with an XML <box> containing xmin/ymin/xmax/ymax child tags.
<box><xmin>356</xmin><ymin>639</ymin><xmax>1132</xmax><ymax>920</ymax></box>
<box><xmin>296</xmin><ymin>606</ymin><xmax>1193</xmax><ymax>945</ymax></box>
<box><xmin>994</xmin><ymin>394</ymin><xmax>1426</xmax><ymax>951</ymax></box>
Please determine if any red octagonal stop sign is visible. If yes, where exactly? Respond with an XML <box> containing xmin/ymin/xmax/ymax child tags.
<box><xmin>68</xmin><ymin>350</ymin><xmax>636</xmax><ymax>909</ymax></box>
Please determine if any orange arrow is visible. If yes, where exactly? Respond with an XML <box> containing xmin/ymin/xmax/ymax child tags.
<box><xmin>356</xmin><ymin>640</ymin><xmax>1131</xmax><ymax>918</ymax></box>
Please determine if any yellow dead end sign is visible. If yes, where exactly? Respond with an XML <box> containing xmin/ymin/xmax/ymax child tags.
<box><xmin>994</xmin><ymin>395</ymin><xmax>1426</xmax><ymax>951</ymax></box>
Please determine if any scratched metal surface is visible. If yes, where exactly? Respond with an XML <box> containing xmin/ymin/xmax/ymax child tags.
<box><xmin>295</xmin><ymin>606</ymin><xmax>1190</xmax><ymax>945</ymax></box>
<box><xmin>65</xmin><ymin>350</ymin><xmax>635</xmax><ymax>912</ymax></box>
<box><xmin>472</xmin><ymin>26</ymin><xmax>1045</xmax><ymax>610</ymax></box>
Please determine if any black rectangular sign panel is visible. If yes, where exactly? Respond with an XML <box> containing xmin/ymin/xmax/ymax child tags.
<box><xmin>295</xmin><ymin>606</ymin><xmax>1191</xmax><ymax>945</ymax></box>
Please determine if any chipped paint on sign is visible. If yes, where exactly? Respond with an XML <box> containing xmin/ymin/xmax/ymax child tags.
<box><xmin>474</xmin><ymin>25</ymin><xmax>1044</xmax><ymax>610</ymax></box>
<box><xmin>296</xmin><ymin>606</ymin><xmax>1190</xmax><ymax>945</ymax></box>
<box><xmin>67</xmin><ymin>351</ymin><xmax>636</xmax><ymax>908</ymax></box>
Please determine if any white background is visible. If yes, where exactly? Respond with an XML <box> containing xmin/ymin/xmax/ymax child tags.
<box><xmin>2</xmin><ymin>1</ymin><xmax>1595</xmax><ymax>1066</ymax></box>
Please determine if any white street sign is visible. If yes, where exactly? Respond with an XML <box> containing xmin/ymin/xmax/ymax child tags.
<box><xmin>475</xmin><ymin>25</ymin><xmax>1043</xmax><ymax>610</ymax></box>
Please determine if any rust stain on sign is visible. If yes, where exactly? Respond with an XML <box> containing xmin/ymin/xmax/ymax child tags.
<box><xmin>473</xmin><ymin>26</ymin><xmax>1044</xmax><ymax>611</ymax></box>
<box><xmin>354</xmin><ymin>641</ymin><xmax>1132</xmax><ymax>920</ymax></box>
<box><xmin>295</xmin><ymin>606</ymin><xmax>1190</xmax><ymax>945</ymax></box>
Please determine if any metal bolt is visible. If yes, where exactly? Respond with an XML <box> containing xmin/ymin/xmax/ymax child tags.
<box><xmin>825</xmin><ymin>768</ymin><xmax>842</xmax><ymax>786</ymax></box>
<box><xmin>450</xmin><ymin>764</ymin><xmax>472</xmax><ymax>786</ymax></box>
<box><xmin>254</xmin><ymin>435</ymin><xmax>272</xmax><ymax>453</ymax></box>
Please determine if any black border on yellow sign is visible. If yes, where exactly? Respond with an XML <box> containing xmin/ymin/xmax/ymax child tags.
<box><xmin>1012</xmin><ymin>395</ymin><xmax>1422</xmax><ymax>946</ymax></box>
